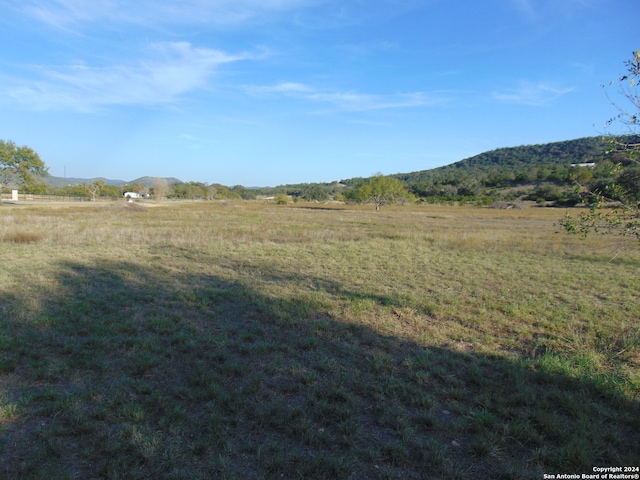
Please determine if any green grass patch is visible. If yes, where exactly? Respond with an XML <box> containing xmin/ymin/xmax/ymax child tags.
<box><xmin>0</xmin><ymin>202</ymin><xmax>638</xmax><ymax>478</ymax></box>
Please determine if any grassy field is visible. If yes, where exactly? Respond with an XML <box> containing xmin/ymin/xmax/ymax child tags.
<box><xmin>1</xmin><ymin>200</ymin><xmax>639</xmax><ymax>479</ymax></box>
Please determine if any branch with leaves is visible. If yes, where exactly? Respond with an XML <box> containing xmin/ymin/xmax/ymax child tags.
<box><xmin>561</xmin><ymin>50</ymin><xmax>640</xmax><ymax>244</ymax></box>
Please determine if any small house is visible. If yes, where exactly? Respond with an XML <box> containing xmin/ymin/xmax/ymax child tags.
<box><xmin>123</xmin><ymin>192</ymin><xmax>147</xmax><ymax>199</ymax></box>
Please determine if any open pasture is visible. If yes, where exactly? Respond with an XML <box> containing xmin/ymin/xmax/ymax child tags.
<box><xmin>1</xmin><ymin>201</ymin><xmax>639</xmax><ymax>479</ymax></box>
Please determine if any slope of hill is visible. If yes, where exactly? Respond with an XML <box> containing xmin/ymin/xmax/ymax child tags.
<box><xmin>43</xmin><ymin>176</ymin><xmax>182</xmax><ymax>188</ymax></box>
<box><xmin>43</xmin><ymin>176</ymin><xmax>127</xmax><ymax>188</ymax></box>
<box><xmin>127</xmin><ymin>176</ymin><xmax>183</xmax><ymax>187</ymax></box>
<box><xmin>332</xmin><ymin>135</ymin><xmax>640</xmax><ymax>204</ymax></box>
<box><xmin>392</xmin><ymin>136</ymin><xmax>614</xmax><ymax>189</ymax></box>
<box><xmin>33</xmin><ymin>136</ymin><xmax>636</xmax><ymax>205</ymax></box>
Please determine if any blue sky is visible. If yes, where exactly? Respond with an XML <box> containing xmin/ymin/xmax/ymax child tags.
<box><xmin>0</xmin><ymin>0</ymin><xmax>638</xmax><ymax>186</ymax></box>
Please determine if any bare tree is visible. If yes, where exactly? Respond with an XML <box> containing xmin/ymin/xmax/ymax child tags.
<box><xmin>82</xmin><ymin>180</ymin><xmax>104</xmax><ymax>202</ymax></box>
<box><xmin>152</xmin><ymin>178</ymin><xmax>169</xmax><ymax>203</ymax></box>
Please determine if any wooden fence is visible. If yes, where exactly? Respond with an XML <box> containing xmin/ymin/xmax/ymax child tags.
<box><xmin>1</xmin><ymin>193</ymin><xmax>120</xmax><ymax>202</ymax></box>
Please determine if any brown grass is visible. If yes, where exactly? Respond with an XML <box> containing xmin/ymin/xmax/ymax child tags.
<box><xmin>2</xmin><ymin>232</ymin><xmax>45</xmax><ymax>244</ymax></box>
<box><xmin>0</xmin><ymin>200</ymin><xmax>638</xmax><ymax>479</ymax></box>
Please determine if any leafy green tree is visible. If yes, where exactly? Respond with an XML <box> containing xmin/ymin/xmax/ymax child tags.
<box><xmin>560</xmin><ymin>50</ymin><xmax>640</xmax><ymax>242</ymax></box>
<box><xmin>0</xmin><ymin>140</ymin><xmax>48</xmax><ymax>201</ymax></box>
<box><xmin>301</xmin><ymin>184</ymin><xmax>330</xmax><ymax>202</ymax></box>
<box><xmin>569</xmin><ymin>166</ymin><xmax>594</xmax><ymax>185</ymax></box>
<box><xmin>170</xmin><ymin>182</ymin><xmax>207</xmax><ymax>200</ymax></box>
<box><xmin>616</xmin><ymin>164</ymin><xmax>640</xmax><ymax>202</ymax></box>
<box><xmin>231</xmin><ymin>185</ymin><xmax>257</xmax><ymax>200</ymax></box>
<box><xmin>100</xmin><ymin>185</ymin><xmax>121</xmax><ymax>198</ymax></box>
<box><xmin>353</xmin><ymin>174</ymin><xmax>413</xmax><ymax>211</ymax></box>
<box><xmin>60</xmin><ymin>184</ymin><xmax>88</xmax><ymax>196</ymax></box>
<box><xmin>212</xmin><ymin>184</ymin><xmax>242</xmax><ymax>200</ymax></box>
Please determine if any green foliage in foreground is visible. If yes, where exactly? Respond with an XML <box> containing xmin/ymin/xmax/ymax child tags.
<box><xmin>561</xmin><ymin>50</ymin><xmax>640</xmax><ymax>243</ymax></box>
<box><xmin>0</xmin><ymin>203</ymin><xmax>639</xmax><ymax>479</ymax></box>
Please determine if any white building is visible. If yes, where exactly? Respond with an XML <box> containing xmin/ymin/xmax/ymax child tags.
<box><xmin>123</xmin><ymin>192</ymin><xmax>148</xmax><ymax>199</ymax></box>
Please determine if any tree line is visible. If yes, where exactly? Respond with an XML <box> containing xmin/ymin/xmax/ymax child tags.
<box><xmin>2</xmin><ymin>50</ymin><xmax>638</xmax><ymax>221</ymax></box>
<box><xmin>2</xmin><ymin>135</ymin><xmax>637</xmax><ymax>209</ymax></box>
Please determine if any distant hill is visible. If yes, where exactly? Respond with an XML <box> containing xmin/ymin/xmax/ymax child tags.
<box><xmin>335</xmin><ymin>137</ymin><xmax>597</xmax><ymax>188</ymax></box>
<box><xmin>43</xmin><ymin>175</ymin><xmax>182</xmax><ymax>188</ymax></box>
<box><xmin>391</xmin><ymin>136</ymin><xmax>614</xmax><ymax>186</ymax></box>
<box><xmin>334</xmin><ymin>135</ymin><xmax>639</xmax><ymax>204</ymax></box>
<box><xmin>35</xmin><ymin>136</ymin><xmax>637</xmax><ymax>205</ymax></box>
<box><xmin>127</xmin><ymin>176</ymin><xmax>183</xmax><ymax>187</ymax></box>
<box><xmin>369</xmin><ymin>136</ymin><xmax>600</xmax><ymax>189</ymax></box>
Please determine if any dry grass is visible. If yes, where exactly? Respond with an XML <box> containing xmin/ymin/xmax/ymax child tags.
<box><xmin>2</xmin><ymin>232</ymin><xmax>45</xmax><ymax>244</ymax></box>
<box><xmin>0</xmin><ymin>200</ymin><xmax>638</xmax><ymax>479</ymax></box>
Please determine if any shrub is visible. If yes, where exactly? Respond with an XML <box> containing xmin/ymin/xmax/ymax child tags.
<box><xmin>275</xmin><ymin>194</ymin><xmax>289</xmax><ymax>205</ymax></box>
<box><xmin>529</xmin><ymin>183</ymin><xmax>564</xmax><ymax>201</ymax></box>
<box><xmin>3</xmin><ymin>232</ymin><xmax>44</xmax><ymax>243</ymax></box>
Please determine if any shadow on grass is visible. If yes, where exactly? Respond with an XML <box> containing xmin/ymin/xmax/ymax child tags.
<box><xmin>0</xmin><ymin>258</ymin><xmax>638</xmax><ymax>479</ymax></box>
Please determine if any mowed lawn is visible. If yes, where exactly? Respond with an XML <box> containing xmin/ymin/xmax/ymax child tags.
<box><xmin>1</xmin><ymin>200</ymin><xmax>639</xmax><ymax>479</ymax></box>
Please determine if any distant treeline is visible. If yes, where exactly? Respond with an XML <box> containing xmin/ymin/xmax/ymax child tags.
<box><xmin>344</xmin><ymin>135</ymin><xmax>640</xmax><ymax>206</ymax></box>
<box><xmin>13</xmin><ymin>135</ymin><xmax>640</xmax><ymax>206</ymax></box>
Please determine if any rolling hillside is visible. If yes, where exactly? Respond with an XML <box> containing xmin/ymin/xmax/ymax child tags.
<box><xmin>31</xmin><ymin>135</ymin><xmax>638</xmax><ymax>205</ymax></box>
<box><xmin>335</xmin><ymin>135</ymin><xmax>638</xmax><ymax>204</ymax></box>
<box><xmin>43</xmin><ymin>175</ymin><xmax>182</xmax><ymax>188</ymax></box>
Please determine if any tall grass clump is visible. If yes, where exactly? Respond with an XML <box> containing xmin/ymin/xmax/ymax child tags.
<box><xmin>2</xmin><ymin>232</ymin><xmax>45</xmax><ymax>243</ymax></box>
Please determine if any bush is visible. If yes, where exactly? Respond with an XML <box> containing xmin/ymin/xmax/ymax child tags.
<box><xmin>529</xmin><ymin>183</ymin><xmax>564</xmax><ymax>201</ymax></box>
<box><xmin>275</xmin><ymin>194</ymin><xmax>289</xmax><ymax>205</ymax></box>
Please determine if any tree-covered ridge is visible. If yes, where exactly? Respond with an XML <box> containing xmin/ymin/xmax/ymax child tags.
<box><xmin>366</xmin><ymin>135</ymin><xmax>637</xmax><ymax>204</ymax></box>
<box><xmin>7</xmin><ymin>134</ymin><xmax>638</xmax><ymax>207</ymax></box>
<box><xmin>393</xmin><ymin>136</ymin><xmax>613</xmax><ymax>189</ymax></box>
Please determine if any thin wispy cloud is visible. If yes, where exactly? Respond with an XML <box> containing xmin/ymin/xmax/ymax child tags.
<box><xmin>255</xmin><ymin>82</ymin><xmax>313</xmax><ymax>94</ymax></box>
<box><xmin>0</xmin><ymin>0</ymin><xmax>628</xmax><ymax>186</ymax></box>
<box><xmin>509</xmin><ymin>0</ymin><xmax>600</xmax><ymax>24</ymax></box>
<box><xmin>19</xmin><ymin>0</ymin><xmax>321</xmax><ymax>28</ymax></box>
<box><xmin>510</xmin><ymin>0</ymin><xmax>537</xmax><ymax>21</ymax></box>
<box><xmin>247</xmin><ymin>82</ymin><xmax>443</xmax><ymax>111</ymax></box>
<box><xmin>0</xmin><ymin>42</ymin><xmax>251</xmax><ymax>111</ymax></box>
<box><xmin>337</xmin><ymin>41</ymin><xmax>398</xmax><ymax>54</ymax></box>
<box><xmin>492</xmin><ymin>81</ymin><xmax>574</xmax><ymax>106</ymax></box>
